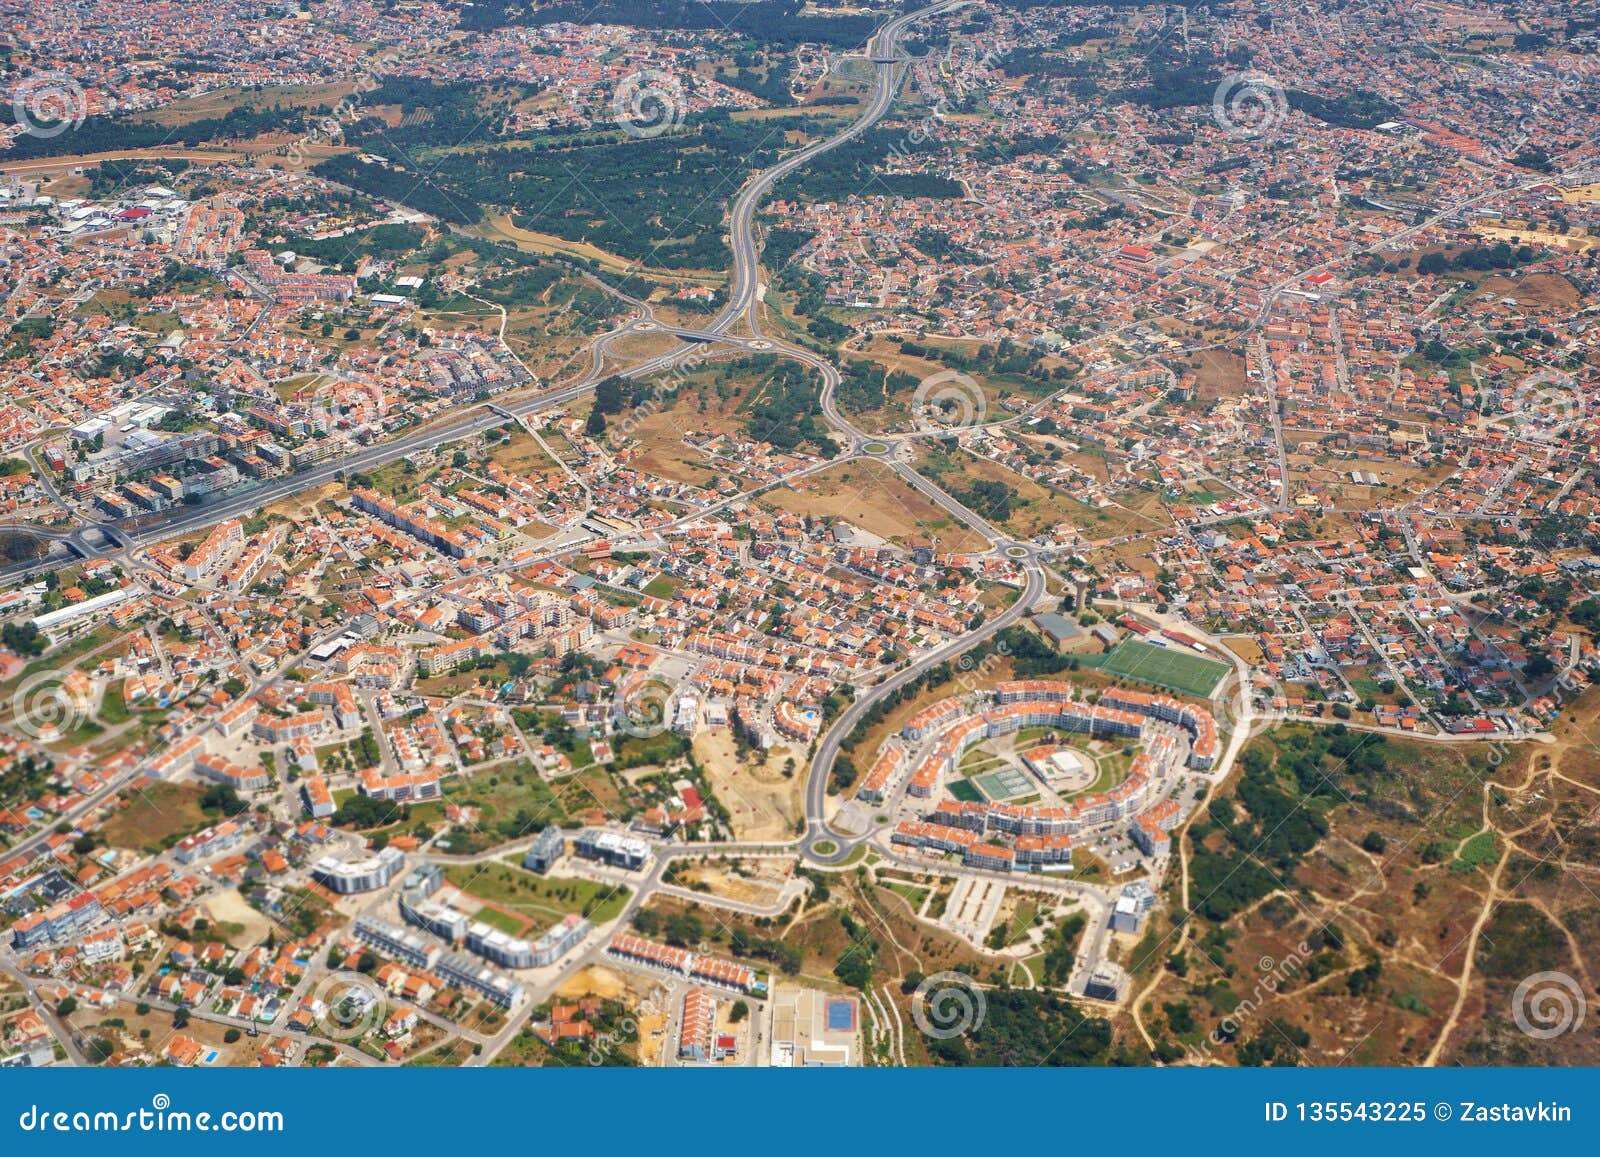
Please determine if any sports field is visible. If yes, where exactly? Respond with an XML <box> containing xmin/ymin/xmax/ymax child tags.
<box><xmin>973</xmin><ymin>766</ymin><xmax>1032</xmax><ymax>801</ymax></box>
<box><xmin>1098</xmin><ymin>638</ymin><xmax>1230</xmax><ymax>698</ymax></box>
<box><xmin>948</xmin><ymin>778</ymin><xmax>984</xmax><ymax>803</ymax></box>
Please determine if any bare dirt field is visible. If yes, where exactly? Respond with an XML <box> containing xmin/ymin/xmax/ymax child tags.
<box><xmin>693</xmin><ymin>729</ymin><xmax>803</xmax><ymax>842</ymax></box>
<box><xmin>204</xmin><ymin>888</ymin><xmax>274</xmax><ymax>947</ymax></box>
<box><xmin>673</xmin><ymin>855</ymin><xmax>792</xmax><ymax>907</ymax></box>
<box><xmin>764</xmin><ymin>460</ymin><xmax>991</xmax><ymax>552</ymax></box>
<box><xmin>556</xmin><ymin>965</ymin><xmax>634</xmax><ymax>1002</ymax></box>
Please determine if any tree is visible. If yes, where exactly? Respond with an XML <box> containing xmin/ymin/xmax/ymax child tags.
<box><xmin>55</xmin><ymin>995</ymin><xmax>78</xmax><ymax>1017</ymax></box>
<box><xmin>200</xmin><ymin>783</ymin><xmax>247</xmax><ymax>816</ymax></box>
<box><xmin>833</xmin><ymin>951</ymin><xmax>872</xmax><ymax>990</ymax></box>
<box><xmin>585</xmin><ymin>408</ymin><xmax>607</xmax><ymax>437</ymax></box>
<box><xmin>593</xmin><ymin>376</ymin><xmax>627</xmax><ymax>415</ymax></box>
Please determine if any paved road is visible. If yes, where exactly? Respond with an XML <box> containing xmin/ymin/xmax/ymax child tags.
<box><xmin>801</xmin><ymin>558</ymin><xmax>1044</xmax><ymax>863</ymax></box>
<box><xmin>711</xmin><ymin>0</ymin><xmax>966</xmax><ymax>338</ymax></box>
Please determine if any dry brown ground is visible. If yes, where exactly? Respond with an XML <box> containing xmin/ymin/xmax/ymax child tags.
<box><xmin>1121</xmin><ymin>696</ymin><xmax>1600</xmax><ymax>1067</ymax></box>
<box><xmin>673</xmin><ymin>854</ymin><xmax>792</xmax><ymax>907</ymax></box>
<box><xmin>763</xmin><ymin>459</ymin><xmax>991</xmax><ymax>552</ymax></box>
<box><xmin>693</xmin><ymin>730</ymin><xmax>804</xmax><ymax>842</ymax></box>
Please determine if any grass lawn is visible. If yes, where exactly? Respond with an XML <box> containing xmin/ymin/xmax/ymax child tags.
<box><xmin>947</xmin><ymin>778</ymin><xmax>983</xmax><ymax>803</ymax></box>
<box><xmin>1003</xmin><ymin>898</ymin><xmax>1039</xmax><ymax>946</ymax></box>
<box><xmin>474</xmin><ymin>906</ymin><xmax>528</xmax><ymax>935</ymax></box>
<box><xmin>1098</xmin><ymin>638</ymin><xmax>1230</xmax><ymax>698</ymax></box>
<box><xmin>445</xmin><ymin>859</ymin><xmax>631</xmax><ymax>925</ymax></box>
<box><xmin>1066</xmin><ymin>755</ymin><xmax>1130</xmax><ymax>800</ymax></box>
<box><xmin>880</xmin><ymin>880</ymin><xmax>930</xmax><ymax>911</ymax></box>
<box><xmin>1451</xmin><ymin>830</ymin><xmax>1499</xmax><ymax>874</ymax></box>
<box><xmin>1012</xmin><ymin>954</ymin><xmax>1044</xmax><ymax>987</ymax></box>
<box><xmin>98</xmin><ymin>682</ymin><xmax>131</xmax><ymax>726</ymax></box>
<box><xmin>364</xmin><ymin>800</ymin><xmax>446</xmax><ymax>843</ymax></box>
<box><xmin>643</xmin><ymin>575</ymin><xmax>679</xmax><ymax>599</ymax></box>
<box><xmin>443</xmin><ymin>762</ymin><xmax>570</xmax><ymax>840</ymax></box>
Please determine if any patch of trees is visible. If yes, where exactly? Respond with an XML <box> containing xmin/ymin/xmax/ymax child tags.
<box><xmin>3</xmin><ymin>102</ymin><xmax>315</xmax><ymax>161</ymax></box>
<box><xmin>762</xmin><ymin>227</ymin><xmax>816</xmax><ymax>269</ymax></box>
<box><xmin>1416</xmin><ymin>242</ymin><xmax>1539</xmax><ymax>277</ymax></box>
<box><xmin>2</xmin><ymin>620</ymin><xmax>46</xmax><ymax>654</ymax></box>
<box><xmin>913</xmin><ymin>228</ymin><xmax>985</xmax><ymax>265</ymax></box>
<box><xmin>279</xmin><ymin>224</ymin><xmax>425</xmax><ymax>275</ymax></box>
<box><xmin>1042</xmin><ymin>911</ymin><xmax>1088</xmax><ymax>985</ymax></box>
<box><xmin>737</xmin><ymin>356</ymin><xmax>840</xmax><ymax>457</ymax></box>
<box><xmin>777</xmin><ymin>128</ymin><xmax>963</xmax><ymax>203</ymax></box>
<box><xmin>952</xmin><ymin>478</ymin><xmax>1019</xmax><ymax>523</ymax></box>
<box><xmin>328</xmin><ymin>101</ymin><xmax>813</xmax><ymax>268</ymax></box>
<box><xmin>715</xmin><ymin>58</ymin><xmax>796</xmax><ymax>107</ymax></box>
<box><xmin>729</xmin><ymin>926</ymin><xmax>803</xmax><ymax>974</ymax></box>
<box><xmin>993</xmin><ymin>624</ymin><xmax>1073</xmax><ymax>678</ymax></box>
<box><xmin>1286</xmin><ymin>89</ymin><xmax>1399</xmax><ymax>130</ymax></box>
<box><xmin>1185</xmin><ymin>731</ymin><xmax>1383</xmax><ymax>922</ymax></box>
<box><xmin>927</xmin><ymin>988</ymin><xmax>1114</xmax><ymax>1066</ymax></box>
<box><xmin>199</xmin><ymin>783</ymin><xmax>248</xmax><ymax>817</ymax></box>
<box><xmin>315</xmin><ymin>153</ymin><xmax>476</xmax><ymax>226</ymax></box>
<box><xmin>329</xmin><ymin>793</ymin><xmax>393</xmax><ymax>830</ymax></box>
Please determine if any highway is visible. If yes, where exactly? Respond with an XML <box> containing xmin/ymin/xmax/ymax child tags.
<box><xmin>1</xmin><ymin>0</ymin><xmax>1044</xmax><ymax>874</ymax></box>
<box><xmin>711</xmin><ymin>0</ymin><xmax>965</xmax><ymax>337</ymax></box>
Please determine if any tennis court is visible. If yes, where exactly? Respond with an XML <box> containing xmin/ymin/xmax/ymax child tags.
<box><xmin>973</xmin><ymin>766</ymin><xmax>1033</xmax><ymax>801</ymax></box>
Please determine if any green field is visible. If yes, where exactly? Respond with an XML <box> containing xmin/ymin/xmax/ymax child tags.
<box><xmin>1097</xmin><ymin>638</ymin><xmax>1229</xmax><ymax>698</ymax></box>
<box><xmin>445</xmin><ymin>859</ymin><xmax>631</xmax><ymax>924</ymax></box>
<box><xmin>474</xmin><ymin>906</ymin><xmax>528</xmax><ymax>935</ymax></box>
<box><xmin>947</xmin><ymin>778</ymin><xmax>983</xmax><ymax>803</ymax></box>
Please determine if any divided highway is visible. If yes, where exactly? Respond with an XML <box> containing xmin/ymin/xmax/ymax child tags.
<box><xmin>7</xmin><ymin>0</ymin><xmax>1045</xmax><ymax>871</ymax></box>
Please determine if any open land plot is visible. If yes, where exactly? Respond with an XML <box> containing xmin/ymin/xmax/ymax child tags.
<box><xmin>99</xmin><ymin>781</ymin><xmax>211</xmax><ymax>851</ymax></box>
<box><xmin>693</xmin><ymin>729</ymin><xmax>803</xmax><ymax>843</ymax></box>
<box><xmin>764</xmin><ymin>459</ymin><xmax>992</xmax><ymax>553</ymax></box>
<box><xmin>443</xmin><ymin>860</ymin><xmax>631</xmax><ymax>926</ymax></box>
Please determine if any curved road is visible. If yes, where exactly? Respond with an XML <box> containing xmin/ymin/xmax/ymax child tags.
<box><xmin>711</xmin><ymin>0</ymin><xmax>965</xmax><ymax>337</ymax></box>
<box><xmin>7</xmin><ymin>0</ymin><xmax>1040</xmax><ymax>872</ymax></box>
